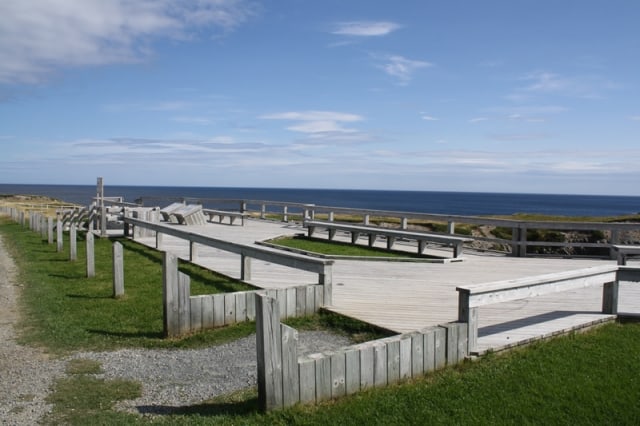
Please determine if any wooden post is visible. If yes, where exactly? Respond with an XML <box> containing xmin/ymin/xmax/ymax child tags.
<box><xmin>98</xmin><ymin>177</ymin><xmax>107</xmax><ymax>237</ymax></box>
<box><xmin>48</xmin><ymin>217</ymin><xmax>54</xmax><ymax>244</ymax></box>
<box><xmin>261</xmin><ymin>204</ymin><xmax>266</xmax><ymax>219</ymax></box>
<box><xmin>86</xmin><ymin>232</ymin><xmax>95</xmax><ymax>278</ymax></box>
<box><xmin>447</xmin><ymin>221</ymin><xmax>455</xmax><ymax>234</ymax></box>
<box><xmin>602</xmin><ymin>281</ymin><xmax>619</xmax><ymax>314</ymax></box>
<box><xmin>163</xmin><ymin>252</ymin><xmax>180</xmax><ymax>338</ymax></box>
<box><xmin>457</xmin><ymin>291</ymin><xmax>477</xmax><ymax>354</ymax></box>
<box><xmin>179</xmin><ymin>272</ymin><xmax>191</xmax><ymax>335</ymax></box>
<box><xmin>56</xmin><ymin>216</ymin><xmax>63</xmax><ymax>253</ymax></box>
<box><xmin>189</xmin><ymin>241</ymin><xmax>198</xmax><ymax>261</ymax></box>
<box><xmin>241</xmin><ymin>254</ymin><xmax>252</xmax><ymax>281</ymax></box>
<box><xmin>256</xmin><ymin>294</ymin><xmax>284</xmax><ymax>411</ymax></box>
<box><xmin>320</xmin><ymin>263</ymin><xmax>332</xmax><ymax>306</ymax></box>
<box><xmin>281</xmin><ymin>324</ymin><xmax>299</xmax><ymax>406</ymax></box>
<box><xmin>283</xmin><ymin>206</ymin><xmax>288</xmax><ymax>222</ymax></box>
<box><xmin>69</xmin><ymin>224</ymin><xmax>77</xmax><ymax>261</ymax></box>
<box><xmin>401</xmin><ymin>217</ymin><xmax>408</xmax><ymax>230</ymax></box>
<box><xmin>112</xmin><ymin>242</ymin><xmax>124</xmax><ymax>298</ymax></box>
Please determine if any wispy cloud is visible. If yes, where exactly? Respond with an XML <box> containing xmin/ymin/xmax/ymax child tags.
<box><xmin>469</xmin><ymin>117</ymin><xmax>488</xmax><ymax>123</ymax></box>
<box><xmin>515</xmin><ymin>70</ymin><xmax>617</xmax><ymax>99</ymax></box>
<box><xmin>375</xmin><ymin>54</ymin><xmax>432</xmax><ymax>85</ymax></box>
<box><xmin>0</xmin><ymin>0</ymin><xmax>257</xmax><ymax>84</ymax></box>
<box><xmin>331</xmin><ymin>21</ymin><xmax>401</xmax><ymax>37</ymax></box>
<box><xmin>422</xmin><ymin>115</ymin><xmax>439</xmax><ymax>121</ymax></box>
<box><xmin>261</xmin><ymin>111</ymin><xmax>363</xmax><ymax>134</ymax></box>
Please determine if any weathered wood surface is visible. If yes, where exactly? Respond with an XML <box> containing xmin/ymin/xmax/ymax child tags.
<box><xmin>131</xmin><ymin>218</ymin><xmax>640</xmax><ymax>352</ymax></box>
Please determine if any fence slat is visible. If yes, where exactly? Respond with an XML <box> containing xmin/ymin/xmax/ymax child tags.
<box><xmin>299</xmin><ymin>357</ymin><xmax>316</xmax><ymax>403</ymax></box>
<box><xmin>345</xmin><ymin>348</ymin><xmax>360</xmax><ymax>395</ymax></box>
<box><xmin>330</xmin><ymin>352</ymin><xmax>346</xmax><ymax>398</ymax></box>
<box><xmin>281</xmin><ymin>324</ymin><xmax>300</xmax><ymax>406</ymax></box>
<box><xmin>202</xmin><ymin>295</ymin><xmax>214</xmax><ymax>329</ymax></box>
<box><xmin>411</xmin><ymin>332</ymin><xmax>424</xmax><ymax>377</ymax></box>
<box><xmin>315</xmin><ymin>355</ymin><xmax>331</xmax><ymax>402</ymax></box>
<box><xmin>163</xmin><ymin>252</ymin><xmax>180</xmax><ymax>338</ymax></box>
<box><xmin>213</xmin><ymin>294</ymin><xmax>225</xmax><ymax>327</ymax></box>
<box><xmin>373</xmin><ymin>342</ymin><xmax>387</xmax><ymax>387</ymax></box>
<box><xmin>224</xmin><ymin>293</ymin><xmax>235</xmax><ymax>325</ymax></box>
<box><xmin>86</xmin><ymin>232</ymin><xmax>95</xmax><ymax>278</ymax></box>
<box><xmin>179</xmin><ymin>272</ymin><xmax>192</xmax><ymax>334</ymax></box>
<box><xmin>235</xmin><ymin>292</ymin><xmax>247</xmax><ymax>323</ymax></box>
<box><xmin>359</xmin><ymin>345</ymin><xmax>374</xmax><ymax>390</ymax></box>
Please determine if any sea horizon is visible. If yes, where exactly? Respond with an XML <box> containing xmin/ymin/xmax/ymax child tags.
<box><xmin>2</xmin><ymin>182</ymin><xmax>639</xmax><ymax>218</ymax></box>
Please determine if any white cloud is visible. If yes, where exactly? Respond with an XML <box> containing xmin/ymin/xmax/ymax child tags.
<box><xmin>422</xmin><ymin>115</ymin><xmax>439</xmax><ymax>121</ymax></box>
<box><xmin>261</xmin><ymin>110</ymin><xmax>363</xmax><ymax>134</ymax></box>
<box><xmin>0</xmin><ymin>0</ymin><xmax>256</xmax><ymax>84</ymax></box>
<box><xmin>331</xmin><ymin>21</ymin><xmax>401</xmax><ymax>37</ymax></box>
<box><xmin>516</xmin><ymin>70</ymin><xmax>616</xmax><ymax>99</ymax></box>
<box><xmin>469</xmin><ymin>117</ymin><xmax>488</xmax><ymax>123</ymax></box>
<box><xmin>376</xmin><ymin>55</ymin><xmax>432</xmax><ymax>85</ymax></box>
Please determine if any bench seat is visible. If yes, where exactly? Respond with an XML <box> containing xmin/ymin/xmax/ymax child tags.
<box><xmin>303</xmin><ymin>220</ymin><xmax>472</xmax><ymax>258</ymax></box>
<box><xmin>203</xmin><ymin>209</ymin><xmax>247</xmax><ymax>226</ymax></box>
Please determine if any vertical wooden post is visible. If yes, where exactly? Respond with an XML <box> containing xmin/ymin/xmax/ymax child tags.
<box><xmin>112</xmin><ymin>242</ymin><xmax>124</xmax><ymax>298</ymax></box>
<box><xmin>328</xmin><ymin>211</ymin><xmax>335</xmax><ymax>222</ymax></box>
<box><xmin>241</xmin><ymin>254</ymin><xmax>252</xmax><ymax>281</ymax></box>
<box><xmin>447</xmin><ymin>221</ymin><xmax>455</xmax><ymax>234</ymax></box>
<box><xmin>320</xmin><ymin>263</ymin><xmax>333</xmax><ymax>306</ymax></box>
<box><xmin>69</xmin><ymin>224</ymin><xmax>77</xmax><ymax>261</ymax></box>
<box><xmin>256</xmin><ymin>294</ymin><xmax>284</xmax><ymax>411</ymax></box>
<box><xmin>401</xmin><ymin>217</ymin><xmax>408</xmax><ymax>230</ymax></box>
<box><xmin>163</xmin><ymin>252</ymin><xmax>180</xmax><ymax>338</ymax></box>
<box><xmin>179</xmin><ymin>272</ymin><xmax>191</xmax><ymax>335</ymax></box>
<box><xmin>281</xmin><ymin>324</ymin><xmax>299</xmax><ymax>406</ymax></box>
<box><xmin>48</xmin><ymin>217</ymin><xmax>54</xmax><ymax>244</ymax></box>
<box><xmin>457</xmin><ymin>291</ymin><xmax>477</xmax><ymax>354</ymax></box>
<box><xmin>261</xmin><ymin>204</ymin><xmax>266</xmax><ymax>219</ymax></box>
<box><xmin>86</xmin><ymin>232</ymin><xmax>95</xmax><ymax>278</ymax></box>
<box><xmin>283</xmin><ymin>206</ymin><xmax>288</xmax><ymax>222</ymax></box>
<box><xmin>602</xmin><ymin>281</ymin><xmax>619</xmax><ymax>314</ymax></box>
<box><xmin>98</xmin><ymin>177</ymin><xmax>107</xmax><ymax>237</ymax></box>
<box><xmin>56</xmin><ymin>216</ymin><xmax>63</xmax><ymax>252</ymax></box>
<box><xmin>189</xmin><ymin>241</ymin><xmax>198</xmax><ymax>261</ymax></box>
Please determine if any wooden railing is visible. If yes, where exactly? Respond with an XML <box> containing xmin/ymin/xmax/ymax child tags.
<box><xmin>137</xmin><ymin>197</ymin><xmax>640</xmax><ymax>259</ymax></box>
<box><xmin>457</xmin><ymin>265</ymin><xmax>640</xmax><ymax>354</ymax></box>
<box><xmin>123</xmin><ymin>216</ymin><xmax>334</xmax><ymax>305</ymax></box>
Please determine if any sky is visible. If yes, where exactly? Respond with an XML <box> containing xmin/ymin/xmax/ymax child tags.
<box><xmin>1</xmin><ymin>0</ymin><xmax>639</xmax><ymax>195</ymax></box>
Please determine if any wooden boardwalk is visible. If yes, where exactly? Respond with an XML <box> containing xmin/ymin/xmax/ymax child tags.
<box><xmin>133</xmin><ymin>218</ymin><xmax>640</xmax><ymax>353</ymax></box>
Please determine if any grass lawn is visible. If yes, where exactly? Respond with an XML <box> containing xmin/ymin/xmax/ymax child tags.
<box><xmin>266</xmin><ymin>235</ymin><xmax>430</xmax><ymax>258</ymax></box>
<box><xmin>2</xmin><ymin>215</ymin><xmax>640</xmax><ymax>424</ymax></box>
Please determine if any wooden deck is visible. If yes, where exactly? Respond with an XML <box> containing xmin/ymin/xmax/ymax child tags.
<box><xmin>132</xmin><ymin>218</ymin><xmax>640</xmax><ymax>353</ymax></box>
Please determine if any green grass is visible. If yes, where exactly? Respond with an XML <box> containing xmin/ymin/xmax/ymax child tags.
<box><xmin>40</xmin><ymin>322</ymin><xmax>640</xmax><ymax>424</ymax></box>
<box><xmin>0</xmin><ymin>218</ymin><xmax>258</xmax><ymax>353</ymax></box>
<box><xmin>267</xmin><ymin>235</ymin><xmax>430</xmax><ymax>258</ymax></box>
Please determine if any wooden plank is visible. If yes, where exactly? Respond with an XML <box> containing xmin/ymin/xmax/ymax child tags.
<box><xmin>359</xmin><ymin>344</ymin><xmax>374</xmax><ymax>390</ymax></box>
<box><xmin>315</xmin><ymin>285</ymin><xmax>324</xmax><ymax>310</ymax></box>
<box><xmin>224</xmin><ymin>293</ymin><xmax>235</xmax><ymax>325</ymax></box>
<box><xmin>411</xmin><ymin>332</ymin><xmax>424</xmax><ymax>377</ymax></box>
<box><xmin>330</xmin><ymin>352</ymin><xmax>346</xmax><ymax>398</ymax></box>
<box><xmin>444</xmin><ymin>324</ymin><xmax>458</xmax><ymax>365</ymax></box>
<box><xmin>315</xmin><ymin>355</ymin><xmax>332</xmax><ymax>402</ymax></box>
<box><xmin>69</xmin><ymin>224</ymin><xmax>77</xmax><ymax>261</ymax></box>
<box><xmin>296</xmin><ymin>286</ymin><xmax>307</xmax><ymax>317</ymax></box>
<box><xmin>213</xmin><ymin>294</ymin><xmax>225</xmax><ymax>327</ymax></box>
<box><xmin>190</xmin><ymin>296</ymin><xmax>202</xmax><ymax>333</ymax></box>
<box><xmin>373</xmin><ymin>342</ymin><xmax>387</xmax><ymax>387</ymax></box>
<box><xmin>298</xmin><ymin>357</ymin><xmax>316</xmax><ymax>403</ymax></box>
<box><xmin>434</xmin><ymin>327</ymin><xmax>446</xmax><ymax>369</ymax></box>
<box><xmin>202</xmin><ymin>295</ymin><xmax>214</xmax><ymax>329</ymax></box>
<box><xmin>178</xmin><ymin>272</ymin><xmax>191</xmax><ymax>334</ymax></box>
<box><xmin>345</xmin><ymin>348</ymin><xmax>360</xmax><ymax>395</ymax></box>
<box><xmin>423</xmin><ymin>328</ymin><xmax>435</xmax><ymax>372</ymax></box>
<box><xmin>281</xmin><ymin>324</ymin><xmax>300</xmax><ymax>406</ymax></box>
<box><xmin>277</xmin><ymin>289</ymin><xmax>287</xmax><ymax>320</ymax></box>
<box><xmin>399</xmin><ymin>335</ymin><xmax>412</xmax><ymax>380</ymax></box>
<box><xmin>235</xmin><ymin>292</ymin><xmax>247</xmax><ymax>323</ymax></box>
<box><xmin>305</xmin><ymin>285</ymin><xmax>315</xmax><ymax>315</ymax></box>
<box><xmin>286</xmin><ymin>287</ymin><xmax>297</xmax><ymax>318</ymax></box>
<box><xmin>386</xmin><ymin>339</ymin><xmax>400</xmax><ymax>384</ymax></box>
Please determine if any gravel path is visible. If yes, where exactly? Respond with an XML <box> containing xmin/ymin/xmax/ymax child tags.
<box><xmin>0</xmin><ymin>233</ymin><xmax>352</xmax><ymax>423</ymax></box>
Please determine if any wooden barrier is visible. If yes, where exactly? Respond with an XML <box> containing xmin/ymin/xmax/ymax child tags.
<box><xmin>203</xmin><ymin>208</ymin><xmax>247</xmax><ymax>226</ymax></box>
<box><xmin>612</xmin><ymin>245</ymin><xmax>640</xmax><ymax>265</ymax></box>
<box><xmin>255</xmin><ymin>293</ymin><xmax>467</xmax><ymax>411</ymax></box>
<box><xmin>126</xmin><ymin>216</ymin><xmax>334</xmax><ymax>305</ymax></box>
<box><xmin>457</xmin><ymin>265</ymin><xmax>640</xmax><ymax>354</ymax></box>
<box><xmin>162</xmin><ymin>251</ymin><xmax>326</xmax><ymax>337</ymax></box>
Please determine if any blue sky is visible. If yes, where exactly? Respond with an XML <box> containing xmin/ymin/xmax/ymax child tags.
<box><xmin>1</xmin><ymin>1</ymin><xmax>639</xmax><ymax>195</ymax></box>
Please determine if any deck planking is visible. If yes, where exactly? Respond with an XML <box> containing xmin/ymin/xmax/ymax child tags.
<box><xmin>132</xmin><ymin>218</ymin><xmax>639</xmax><ymax>352</ymax></box>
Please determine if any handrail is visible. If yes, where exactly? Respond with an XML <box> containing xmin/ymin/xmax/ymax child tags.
<box><xmin>457</xmin><ymin>265</ymin><xmax>640</xmax><ymax>353</ymax></box>
<box><xmin>123</xmin><ymin>216</ymin><xmax>334</xmax><ymax>304</ymax></box>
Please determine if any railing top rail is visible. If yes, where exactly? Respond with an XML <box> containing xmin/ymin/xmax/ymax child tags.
<box><xmin>456</xmin><ymin>265</ymin><xmax>619</xmax><ymax>296</ymax></box>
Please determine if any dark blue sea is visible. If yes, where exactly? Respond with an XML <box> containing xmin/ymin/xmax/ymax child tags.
<box><xmin>1</xmin><ymin>184</ymin><xmax>639</xmax><ymax>217</ymax></box>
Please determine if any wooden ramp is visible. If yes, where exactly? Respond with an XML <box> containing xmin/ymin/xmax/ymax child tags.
<box><xmin>132</xmin><ymin>218</ymin><xmax>640</xmax><ymax>352</ymax></box>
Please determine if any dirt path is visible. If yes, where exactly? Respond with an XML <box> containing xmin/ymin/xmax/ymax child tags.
<box><xmin>0</xmin><ymin>233</ymin><xmax>65</xmax><ymax>425</ymax></box>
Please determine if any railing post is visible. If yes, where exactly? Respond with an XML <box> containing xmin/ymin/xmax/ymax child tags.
<box><xmin>447</xmin><ymin>221</ymin><xmax>455</xmax><ymax>234</ymax></box>
<box><xmin>283</xmin><ymin>205</ymin><xmax>288</xmax><ymax>222</ymax></box>
<box><xmin>511</xmin><ymin>226</ymin><xmax>526</xmax><ymax>257</ymax></box>
<box><xmin>69</xmin><ymin>224</ymin><xmax>77</xmax><ymax>261</ymax></box>
<box><xmin>328</xmin><ymin>211</ymin><xmax>334</xmax><ymax>222</ymax></box>
<box><xmin>457</xmin><ymin>290</ymin><xmax>477</xmax><ymax>354</ymax></box>
<box><xmin>56</xmin><ymin>214</ymin><xmax>63</xmax><ymax>253</ymax></box>
<box><xmin>47</xmin><ymin>217</ymin><xmax>54</xmax><ymax>244</ymax></box>
<box><xmin>320</xmin><ymin>263</ymin><xmax>333</xmax><ymax>306</ymax></box>
<box><xmin>602</xmin><ymin>280</ymin><xmax>619</xmax><ymax>314</ymax></box>
<box><xmin>189</xmin><ymin>240</ymin><xmax>198</xmax><ymax>261</ymax></box>
<box><xmin>261</xmin><ymin>204</ymin><xmax>266</xmax><ymax>219</ymax></box>
<box><xmin>241</xmin><ymin>254</ymin><xmax>252</xmax><ymax>281</ymax></box>
<box><xmin>112</xmin><ymin>241</ymin><xmax>124</xmax><ymax>298</ymax></box>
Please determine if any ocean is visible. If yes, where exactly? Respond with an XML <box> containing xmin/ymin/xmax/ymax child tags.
<box><xmin>1</xmin><ymin>183</ymin><xmax>639</xmax><ymax>217</ymax></box>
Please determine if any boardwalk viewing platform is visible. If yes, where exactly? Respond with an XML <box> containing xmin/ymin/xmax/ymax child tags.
<box><xmin>130</xmin><ymin>216</ymin><xmax>640</xmax><ymax>354</ymax></box>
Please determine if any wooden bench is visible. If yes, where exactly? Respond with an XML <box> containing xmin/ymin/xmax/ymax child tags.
<box><xmin>203</xmin><ymin>209</ymin><xmax>247</xmax><ymax>226</ymax></box>
<box><xmin>612</xmin><ymin>245</ymin><xmax>640</xmax><ymax>265</ymax></box>
<box><xmin>303</xmin><ymin>220</ymin><xmax>472</xmax><ymax>258</ymax></box>
<box><xmin>159</xmin><ymin>202</ymin><xmax>185</xmax><ymax>223</ymax></box>
<box><xmin>456</xmin><ymin>265</ymin><xmax>640</xmax><ymax>353</ymax></box>
<box><xmin>171</xmin><ymin>204</ymin><xmax>206</xmax><ymax>226</ymax></box>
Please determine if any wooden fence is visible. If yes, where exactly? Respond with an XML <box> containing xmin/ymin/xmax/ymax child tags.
<box><xmin>162</xmin><ymin>252</ymin><xmax>326</xmax><ymax>338</ymax></box>
<box><xmin>255</xmin><ymin>293</ymin><xmax>468</xmax><ymax>411</ymax></box>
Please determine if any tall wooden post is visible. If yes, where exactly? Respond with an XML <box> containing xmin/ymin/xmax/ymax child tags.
<box><xmin>69</xmin><ymin>224</ymin><xmax>77</xmax><ymax>261</ymax></box>
<box><xmin>97</xmin><ymin>177</ymin><xmax>107</xmax><ymax>237</ymax></box>
<box><xmin>86</xmin><ymin>232</ymin><xmax>95</xmax><ymax>278</ymax></box>
<box><xmin>112</xmin><ymin>242</ymin><xmax>124</xmax><ymax>298</ymax></box>
<box><xmin>256</xmin><ymin>294</ymin><xmax>283</xmax><ymax>411</ymax></box>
